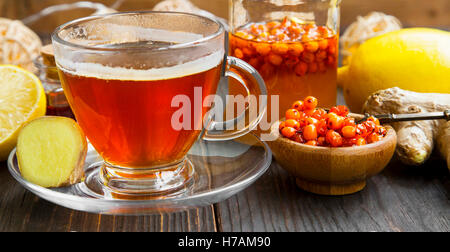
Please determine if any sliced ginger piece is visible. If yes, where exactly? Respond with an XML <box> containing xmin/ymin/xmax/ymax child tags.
<box><xmin>17</xmin><ymin>116</ymin><xmax>87</xmax><ymax>188</ymax></box>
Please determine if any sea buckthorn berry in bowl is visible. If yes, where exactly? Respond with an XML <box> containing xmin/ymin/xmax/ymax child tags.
<box><xmin>291</xmin><ymin>132</ymin><xmax>305</xmax><ymax>144</ymax></box>
<box><xmin>303</xmin><ymin>96</ymin><xmax>318</xmax><ymax>110</ymax></box>
<box><xmin>285</xmin><ymin>119</ymin><xmax>300</xmax><ymax>130</ymax></box>
<box><xmin>326</xmin><ymin>130</ymin><xmax>343</xmax><ymax>147</ymax></box>
<box><xmin>327</xmin><ymin>115</ymin><xmax>345</xmax><ymax>131</ymax></box>
<box><xmin>277</xmin><ymin>96</ymin><xmax>391</xmax><ymax>148</ymax></box>
<box><xmin>267</xmin><ymin>96</ymin><xmax>397</xmax><ymax>196</ymax></box>
<box><xmin>367</xmin><ymin>116</ymin><xmax>381</xmax><ymax>126</ymax></box>
<box><xmin>303</xmin><ymin>124</ymin><xmax>318</xmax><ymax>141</ymax></box>
<box><xmin>312</xmin><ymin>108</ymin><xmax>327</xmax><ymax>120</ymax></box>
<box><xmin>291</xmin><ymin>100</ymin><xmax>304</xmax><ymax>111</ymax></box>
<box><xmin>279</xmin><ymin>121</ymin><xmax>286</xmax><ymax>131</ymax></box>
<box><xmin>343</xmin><ymin>117</ymin><xmax>356</xmax><ymax>127</ymax></box>
<box><xmin>281</xmin><ymin>126</ymin><xmax>296</xmax><ymax>138</ymax></box>
<box><xmin>341</xmin><ymin>125</ymin><xmax>357</xmax><ymax>139</ymax></box>
<box><xmin>305</xmin><ymin>140</ymin><xmax>318</xmax><ymax>146</ymax></box>
<box><xmin>286</xmin><ymin>109</ymin><xmax>301</xmax><ymax>120</ymax></box>
<box><xmin>306</xmin><ymin>117</ymin><xmax>319</xmax><ymax>126</ymax></box>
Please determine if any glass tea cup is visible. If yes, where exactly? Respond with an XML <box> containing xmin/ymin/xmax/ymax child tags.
<box><xmin>52</xmin><ymin>11</ymin><xmax>267</xmax><ymax>197</ymax></box>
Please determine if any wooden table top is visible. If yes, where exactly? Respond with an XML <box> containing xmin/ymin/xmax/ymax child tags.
<box><xmin>0</xmin><ymin>150</ymin><xmax>448</xmax><ymax>232</ymax></box>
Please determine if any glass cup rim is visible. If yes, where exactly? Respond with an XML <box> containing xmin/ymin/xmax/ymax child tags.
<box><xmin>51</xmin><ymin>10</ymin><xmax>225</xmax><ymax>52</ymax></box>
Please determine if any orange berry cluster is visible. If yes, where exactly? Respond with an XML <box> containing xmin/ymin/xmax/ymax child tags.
<box><xmin>279</xmin><ymin>96</ymin><xmax>388</xmax><ymax>147</ymax></box>
<box><xmin>230</xmin><ymin>17</ymin><xmax>338</xmax><ymax>77</ymax></box>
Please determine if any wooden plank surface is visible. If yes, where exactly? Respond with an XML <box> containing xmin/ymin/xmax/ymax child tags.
<box><xmin>0</xmin><ymin>161</ymin><xmax>218</xmax><ymax>232</ymax></box>
<box><xmin>216</xmin><ymin>159</ymin><xmax>449</xmax><ymax>232</ymax></box>
<box><xmin>0</xmin><ymin>151</ymin><xmax>448</xmax><ymax>232</ymax></box>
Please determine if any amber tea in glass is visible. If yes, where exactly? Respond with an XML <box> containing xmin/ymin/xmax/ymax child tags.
<box><xmin>52</xmin><ymin>12</ymin><xmax>267</xmax><ymax>197</ymax></box>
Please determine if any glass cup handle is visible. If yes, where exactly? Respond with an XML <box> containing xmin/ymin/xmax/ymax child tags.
<box><xmin>203</xmin><ymin>56</ymin><xmax>267</xmax><ymax>141</ymax></box>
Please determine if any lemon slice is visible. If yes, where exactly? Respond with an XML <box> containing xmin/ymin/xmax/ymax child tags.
<box><xmin>0</xmin><ymin>65</ymin><xmax>46</xmax><ymax>160</ymax></box>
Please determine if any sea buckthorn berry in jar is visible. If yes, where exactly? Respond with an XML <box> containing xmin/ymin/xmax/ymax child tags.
<box><xmin>316</xmin><ymin>50</ymin><xmax>328</xmax><ymax>61</ymax></box>
<box><xmin>301</xmin><ymin>51</ymin><xmax>315</xmax><ymax>63</ymax></box>
<box><xmin>272</xmin><ymin>43</ymin><xmax>289</xmax><ymax>55</ymax></box>
<box><xmin>285</xmin><ymin>57</ymin><xmax>299</xmax><ymax>70</ymax></box>
<box><xmin>309</xmin><ymin>62</ymin><xmax>318</xmax><ymax>74</ymax></box>
<box><xmin>234</xmin><ymin>48</ymin><xmax>244</xmax><ymax>59</ymax></box>
<box><xmin>248</xmin><ymin>57</ymin><xmax>261</xmax><ymax>69</ymax></box>
<box><xmin>318</xmin><ymin>61</ymin><xmax>327</xmax><ymax>73</ymax></box>
<box><xmin>290</xmin><ymin>44</ymin><xmax>304</xmax><ymax>57</ymax></box>
<box><xmin>326</xmin><ymin>55</ymin><xmax>336</xmax><ymax>66</ymax></box>
<box><xmin>267</xmin><ymin>21</ymin><xmax>280</xmax><ymax>29</ymax></box>
<box><xmin>305</xmin><ymin>41</ymin><xmax>319</xmax><ymax>53</ymax></box>
<box><xmin>294</xmin><ymin>62</ymin><xmax>308</xmax><ymax>76</ymax></box>
<box><xmin>255</xmin><ymin>43</ymin><xmax>272</xmax><ymax>56</ymax></box>
<box><xmin>318</xmin><ymin>39</ymin><xmax>329</xmax><ymax>50</ymax></box>
<box><xmin>259</xmin><ymin>63</ymin><xmax>275</xmax><ymax>77</ymax></box>
<box><xmin>268</xmin><ymin>53</ymin><xmax>283</xmax><ymax>66</ymax></box>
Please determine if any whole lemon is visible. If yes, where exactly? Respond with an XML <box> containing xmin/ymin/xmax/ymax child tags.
<box><xmin>341</xmin><ymin>28</ymin><xmax>450</xmax><ymax>112</ymax></box>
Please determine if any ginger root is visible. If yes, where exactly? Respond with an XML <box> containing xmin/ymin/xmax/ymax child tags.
<box><xmin>17</xmin><ymin>117</ymin><xmax>87</xmax><ymax>188</ymax></box>
<box><xmin>363</xmin><ymin>87</ymin><xmax>450</xmax><ymax>168</ymax></box>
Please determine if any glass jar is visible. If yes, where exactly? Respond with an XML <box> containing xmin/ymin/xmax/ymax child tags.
<box><xmin>34</xmin><ymin>56</ymin><xmax>74</xmax><ymax>118</ymax></box>
<box><xmin>229</xmin><ymin>0</ymin><xmax>341</xmax><ymax>128</ymax></box>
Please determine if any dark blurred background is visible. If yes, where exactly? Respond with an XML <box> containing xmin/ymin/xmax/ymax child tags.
<box><xmin>1</xmin><ymin>0</ymin><xmax>449</xmax><ymax>43</ymax></box>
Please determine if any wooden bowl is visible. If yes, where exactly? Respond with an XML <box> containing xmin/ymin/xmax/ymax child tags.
<box><xmin>267</xmin><ymin>115</ymin><xmax>397</xmax><ymax>196</ymax></box>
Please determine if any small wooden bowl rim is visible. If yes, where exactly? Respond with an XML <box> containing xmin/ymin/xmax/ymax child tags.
<box><xmin>270</xmin><ymin>113</ymin><xmax>397</xmax><ymax>154</ymax></box>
